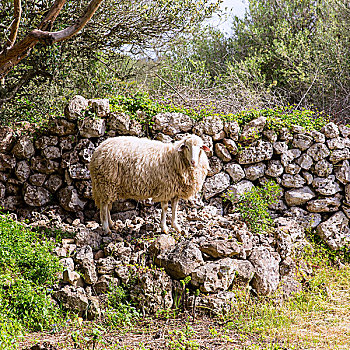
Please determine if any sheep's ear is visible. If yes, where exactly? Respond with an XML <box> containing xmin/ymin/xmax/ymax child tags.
<box><xmin>201</xmin><ymin>145</ymin><xmax>210</xmax><ymax>152</ymax></box>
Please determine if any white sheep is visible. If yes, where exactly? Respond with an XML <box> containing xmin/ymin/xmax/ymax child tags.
<box><xmin>89</xmin><ymin>135</ymin><xmax>210</xmax><ymax>234</ymax></box>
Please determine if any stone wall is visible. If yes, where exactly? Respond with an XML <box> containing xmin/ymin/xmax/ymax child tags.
<box><xmin>1</xmin><ymin>95</ymin><xmax>350</xmax><ymax>251</ymax></box>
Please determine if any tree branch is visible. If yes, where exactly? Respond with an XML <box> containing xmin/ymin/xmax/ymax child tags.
<box><xmin>7</xmin><ymin>0</ymin><xmax>22</xmax><ymax>48</ymax></box>
<box><xmin>38</xmin><ymin>0</ymin><xmax>67</xmax><ymax>30</ymax></box>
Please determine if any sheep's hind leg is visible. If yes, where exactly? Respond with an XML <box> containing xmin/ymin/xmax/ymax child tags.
<box><xmin>160</xmin><ymin>201</ymin><xmax>169</xmax><ymax>234</ymax></box>
<box><xmin>171</xmin><ymin>197</ymin><xmax>182</xmax><ymax>232</ymax></box>
<box><xmin>107</xmin><ymin>203</ymin><xmax>115</xmax><ymax>230</ymax></box>
<box><xmin>100</xmin><ymin>202</ymin><xmax>111</xmax><ymax>234</ymax></box>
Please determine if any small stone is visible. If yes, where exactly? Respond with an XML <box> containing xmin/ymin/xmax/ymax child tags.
<box><xmin>53</xmin><ymin>285</ymin><xmax>88</xmax><ymax>316</ymax></box>
<box><xmin>281</xmin><ymin>174</ymin><xmax>305</xmax><ymax>188</ymax></box>
<box><xmin>97</xmin><ymin>256</ymin><xmax>118</xmax><ymax>275</ymax></box>
<box><xmin>214</xmin><ymin>143</ymin><xmax>232</xmax><ymax>162</ymax></box>
<box><xmin>44</xmin><ymin>175</ymin><xmax>63</xmax><ymax>192</ymax></box>
<box><xmin>307</xmin><ymin>143</ymin><xmax>330</xmax><ymax>161</ymax></box>
<box><xmin>193</xmin><ymin>115</ymin><xmax>223</xmax><ymax>136</ymax></box>
<box><xmin>263</xmin><ymin>129</ymin><xmax>277</xmax><ymax>142</ymax></box>
<box><xmin>292</xmin><ymin>134</ymin><xmax>313</xmax><ymax>151</ymax></box>
<box><xmin>314</xmin><ymin>159</ymin><xmax>333</xmax><ymax>177</ymax></box>
<box><xmin>78</xmin><ymin>117</ymin><xmax>106</xmax><ymax>138</ymax></box>
<box><xmin>339</xmin><ymin>125</ymin><xmax>350</xmax><ymax>138</ymax></box>
<box><xmin>310</xmin><ymin>130</ymin><xmax>325</xmax><ymax>143</ymax></box>
<box><xmin>49</xmin><ymin>118</ymin><xmax>76</xmax><ymax>136</ymax></box>
<box><xmin>285</xmin><ymin>186</ymin><xmax>315</xmax><ymax>206</ymax></box>
<box><xmin>31</xmin><ymin>157</ymin><xmax>59</xmax><ymax>174</ymax></box>
<box><xmin>273</xmin><ymin>141</ymin><xmax>288</xmax><ymax>154</ymax></box>
<box><xmin>0</xmin><ymin>126</ymin><xmax>15</xmax><ymax>152</ymax></box>
<box><xmin>42</xmin><ymin>146</ymin><xmax>61</xmax><ymax>159</ymax></box>
<box><xmin>224</xmin><ymin>163</ymin><xmax>245</xmax><ymax>182</ymax></box>
<box><xmin>279</xmin><ymin>127</ymin><xmax>293</xmax><ymax>141</ymax></box>
<box><xmin>227</xmin><ymin>180</ymin><xmax>255</xmax><ymax>203</ymax></box>
<box><xmin>329</xmin><ymin>148</ymin><xmax>350</xmax><ymax>164</ymax></box>
<box><xmin>244</xmin><ymin>163</ymin><xmax>266</xmax><ymax>181</ymax></box>
<box><xmin>222</xmin><ymin>138</ymin><xmax>238</xmax><ymax>155</ymax></box>
<box><xmin>307</xmin><ymin>197</ymin><xmax>341</xmax><ymax>212</ymax></box>
<box><xmin>29</xmin><ymin>173</ymin><xmax>47</xmax><ymax>186</ymax></box>
<box><xmin>202</xmin><ymin>135</ymin><xmax>214</xmax><ymax>157</ymax></box>
<box><xmin>199</xmin><ymin>239</ymin><xmax>241</xmax><ymax>258</ymax></box>
<box><xmin>239</xmin><ymin>117</ymin><xmax>266</xmax><ymax>143</ymax></box>
<box><xmin>212</xmin><ymin>130</ymin><xmax>225</xmax><ymax>141</ymax></box>
<box><xmin>58</xmin><ymin>186</ymin><xmax>86</xmax><ymax>212</ymax></box>
<box><xmin>202</xmin><ymin>173</ymin><xmax>230</xmax><ymax>200</ymax></box>
<box><xmin>208</xmin><ymin>157</ymin><xmax>223</xmax><ymax>177</ymax></box>
<box><xmin>335</xmin><ymin>160</ymin><xmax>350</xmax><ymax>184</ymax></box>
<box><xmin>65</xmin><ymin>95</ymin><xmax>89</xmax><ymax>120</ymax></box>
<box><xmin>280</xmin><ymin>150</ymin><xmax>295</xmax><ymax>167</ymax></box>
<box><xmin>237</xmin><ymin>141</ymin><xmax>273</xmax><ymax>164</ymax></box>
<box><xmin>302</xmin><ymin>171</ymin><xmax>313</xmax><ymax>185</ymax></box>
<box><xmin>327</xmin><ymin>137</ymin><xmax>346</xmax><ymax>149</ymax></box>
<box><xmin>296</xmin><ymin>154</ymin><xmax>313</xmax><ymax>170</ymax></box>
<box><xmin>12</xmin><ymin>136</ymin><xmax>35</xmax><ymax>160</ymax></box>
<box><xmin>89</xmin><ymin>98</ymin><xmax>110</xmax><ymax>117</ymax></box>
<box><xmin>68</xmin><ymin>164</ymin><xmax>90</xmax><ymax>180</ymax></box>
<box><xmin>312</xmin><ymin>176</ymin><xmax>341</xmax><ymax>195</ymax></box>
<box><xmin>322</xmin><ymin>122</ymin><xmax>339</xmax><ymax>139</ymax></box>
<box><xmin>15</xmin><ymin>160</ymin><xmax>30</xmax><ymax>182</ymax></box>
<box><xmin>223</xmin><ymin>121</ymin><xmax>240</xmax><ymax>140</ymax></box>
<box><xmin>284</xmin><ymin>163</ymin><xmax>301</xmax><ymax>175</ymax></box>
<box><xmin>153</xmin><ymin>112</ymin><xmax>194</xmax><ymax>135</ymax></box>
<box><xmin>265</xmin><ymin>160</ymin><xmax>284</xmax><ymax>177</ymax></box>
<box><xmin>23</xmin><ymin>185</ymin><xmax>51</xmax><ymax>206</ymax></box>
<box><xmin>149</xmin><ymin>234</ymin><xmax>176</xmax><ymax>259</ymax></box>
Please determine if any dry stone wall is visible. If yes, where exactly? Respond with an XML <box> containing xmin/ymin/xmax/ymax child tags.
<box><xmin>1</xmin><ymin>95</ymin><xmax>350</xmax><ymax>251</ymax></box>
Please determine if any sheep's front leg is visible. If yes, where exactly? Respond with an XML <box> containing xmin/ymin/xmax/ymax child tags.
<box><xmin>100</xmin><ymin>202</ymin><xmax>111</xmax><ymax>234</ymax></box>
<box><xmin>108</xmin><ymin>203</ymin><xmax>115</xmax><ymax>230</ymax></box>
<box><xmin>160</xmin><ymin>201</ymin><xmax>169</xmax><ymax>233</ymax></box>
<box><xmin>171</xmin><ymin>197</ymin><xmax>181</xmax><ymax>232</ymax></box>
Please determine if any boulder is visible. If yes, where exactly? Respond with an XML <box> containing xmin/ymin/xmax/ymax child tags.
<box><xmin>15</xmin><ymin>160</ymin><xmax>30</xmax><ymax>182</ymax></box>
<box><xmin>224</xmin><ymin>163</ymin><xmax>245</xmax><ymax>182</ymax></box>
<box><xmin>296</xmin><ymin>154</ymin><xmax>313</xmax><ymax>170</ymax></box>
<box><xmin>226</xmin><ymin>180</ymin><xmax>254</xmax><ymax>203</ymax></box>
<box><xmin>285</xmin><ymin>186</ymin><xmax>315</xmax><ymax>206</ymax></box>
<box><xmin>31</xmin><ymin>157</ymin><xmax>59</xmax><ymax>174</ymax></box>
<box><xmin>202</xmin><ymin>172</ymin><xmax>230</xmax><ymax>200</ymax></box>
<box><xmin>335</xmin><ymin>160</ymin><xmax>350</xmax><ymax>184</ymax></box>
<box><xmin>281</xmin><ymin>174</ymin><xmax>305</xmax><ymax>188</ymax></box>
<box><xmin>53</xmin><ymin>286</ymin><xmax>89</xmax><ymax>316</ymax></box>
<box><xmin>273</xmin><ymin>141</ymin><xmax>288</xmax><ymax>154</ymax></box>
<box><xmin>42</xmin><ymin>146</ymin><xmax>61</xmax><ymax>159</ymax></box>
<box><xmin>193</xmin><ymin>115</ymin><xmax>223</xmax><ymax>136</ymax></box>
<box><xmin>244</xmin><ymin>163</ymin><xmax>266</xmax><ymax>181</ymax></box>
<box><xmin>78</xmin><ymin>117</ymin><xmax>106</xmax><ymax>138</ymax></box>
<box><xmin>249</xmin><ymin>246</ymin><xmax>281</xmax><ymax>296</ymax></box>
<box><xmin>312</xmin><ymin>176</ymin><xmax>341</xmax><ymax>195</ymax></box>
<box><xmin>35</xmin><ymin>136</ymin><xmax>59</xmax><ymax>149</ymax></box>
<box><xmin>64</xmin><ymin>95</ymin><xmax>89</xmax><ymax>120</ymax></box>
<box><xmin>316</xmin><ymin>211</ymin><xmax>350</xmax><ymax>250</ymax></box>
<box><xmin>153</xmin><ymin>112</ymin><xmax>194</xmax><ymax>135</ymax></box>
<box><xmin>222</xmin><ymin>138</ymin><xmax>238</xmax><ymax>155</ymax></box>
<box><xmin>237</xmin><ymin>140</ymin><xmax>273</xmax><ymax>164</ymax></box>
<box><xmin>307</xmin><ymin>143</ymin><xmax>330</xmax><ymax>161</ymax></box>
<box><xmin>49</xmin><ymin>118</ymin><xmax>76</xmax><ymax>136</ymax></box>
<box><xmin>327</xmin><ymin>137</ymin><xmax>346</xmax><ymax>150</ymax></box>
<box><xmin>23</xmin><ymin>185</ymin><xmax>51</xmax><ymax>207</ymax></box>
<box><xmin>12</xmin><ymin>136</ymin><xmax>35</xmax><ymax>160</ymax></box>
<box><xmin>329</xmin><ymin>148</ymin><xmax>350</xmax><ymax>164</ymax></box>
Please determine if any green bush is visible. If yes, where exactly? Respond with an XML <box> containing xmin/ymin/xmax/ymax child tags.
<box><xmin>228</xmin><ymin>180</ymin><xmax>281</xmax><ymax>234</ymax></box>
<box><xmin>0</xmin><ymin>215</ymin><xmax>64</xmax><ymax>347</ymax></box>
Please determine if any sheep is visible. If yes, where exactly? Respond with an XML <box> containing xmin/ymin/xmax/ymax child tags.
<box><xmin>89</xmin><ymin>134</ymin><xmax>210</xmax><ymax>234</ymax></box>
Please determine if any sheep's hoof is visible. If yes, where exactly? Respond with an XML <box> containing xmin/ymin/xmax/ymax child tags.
<box><xmin>161</xmin><ymin>226</ymin><xmax>169</xmax><ymax>234</ymax></box>
<box><xmin>172</xmin><ymin>223</ymin><xmax>182</xmax><ymax>233</ymax></box>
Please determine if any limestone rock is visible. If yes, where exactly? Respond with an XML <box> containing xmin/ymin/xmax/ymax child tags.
<box><xmin>0</xmin><ymin>126</ymin><xmax>15</xmax><ymax>152</ymax></box>
<box><xmin>149</xmin><ymin>234</ymin><xmax>176</xmax><ymax>259</ymax></box>
<box><xmin>78</xmin><ymin>117</ymin><xmax>106</xmax><ymax>138</ymax></box>
<box><xmin>90</xmin><ymin>98</ymin><xmax>110</xmax><ymax>117</ymax></box>
<box><xmin>310</xmin><ymin>129</ymin><xmax>326</xmax><ymax>143</ymax></box>
<box><xmin>49</xmin><ymin>118</ymin><xmax>76</xmax><ymax>136</ymax></box>
<box><xmin>82</xmin><ymin>260</ymin><xmax>98</xmax><ymax>285</ymax></box>
<box><xmin>285</xmin><ymin>163</ymin><xmax>301</xmax><ymax>175</ymax></box>
<box><xmin>12</xmin><ymin>136</ymin><xmax>35</xmax><ymax>160</ymax></box>
<box><xmin>29</xmin><ymin>174</ymin><xmax>47</xmax><ymax>186</ymax></box>
<box><xmin>339</xmin><ymin>125</ymin><xmax>350</xmax><ymax>138</ymax></box>
<box><xmin>193</xmin><ymin>115</ymin><xmax>223</xmax><ymax>136</ymax></box>
<box><xmin>265</xmin><ymin>160</ymin><xmax>284</xmax><ymax>177</ymax></box>
<box><xmin>156</xmin><ymin>241</ymin><xmax>204</xmax><ymax>280</ymax></box>
<box><xmin>239</xmin><ymin>117</ymin><xmax>266</xmax><ymax>143</ymax></box>
<box><xmin>222</xmin><ymin>138</ymin><xmax>238</xmax><ymax>155</ymax></box>
<box><xmin>307</xmin><ymin>197</ymin><xmax>341</xmax><ymax>212</ymax></box>
<box><xmin>202</xmin><ymin>172</ymin><xmax>230</xmax><ymax>200</ymax></box>
<box><xmin>314</xmin><ymin>159</ymin><xmax>333</xmax><ymax>177</ymax></box>
<box><xmin>285</xmin><ymin>186</ymin><xmax>315</xmax><ymax>206</ymax></box>
<box><xmin>214</xmin><ymin>143</ymin><xmax>232</xmax><ymax>162</ymax></box>
<box><xmin>35</xmin><ymin>136</ymin><xmax>59</xmax><ymax>150</ymax></box>
<box><xmin>58</xmin><ymin>186</ymin><xmax>86</xmax><ymax>212</ymax></box>
<box><xmin>223</xmin><ymin>121</ymin><xmax>240</xmax><ymax>141</ymax></box>
<box><xmin>208</xmin><ymin>156</ymin><xmax>223</xmax><ymax>176</ymax></box>
<box><xmin>130</xmin><ymin>269</ymin><xmax>173</xmax><ymax>314</ymax></box>
<box><xmin>273</xmin><ymin>141</ymin><xmax>288</xmax><ymax>154</ymax></box>
<box><xmin>237</xmin><ymin>140</ymin><xmax>273</xmax><ymax>164</ymax></box>
<box><xmin>281</xmin><ymin>174</ymin><xmax>305</xmax><ymax>188</ymax></box>
<box><xmin>296</xmin><ymin>154</ymin><xmax>313</xmax><ymax>170</ymax></box>
<box><xmin>312</xmin><ymin>176</ymin><xmax>341</xmax><ymax>195</ymax></box>
<box><xmin>202</xmin><ymin>134</ymin><xmax>214</xmax><ymax>157</ymax></box>
<box><xmin>335</xmin><ymin>160</ymin><xmax>350</xmax><ymax>184</ymax></box>
<box><xmin>15</xmin><ymin>160</ymin><xmax>30</xmax><ymax>182</ymax></box>
<box><xmin>53</xmin><ymin>286</ymin><xmax>88</xmax><ymax>316</ymax></box>
<box><xmin>244</xmin><ymin>163</ymin><xmax>266</xmax><ymax>181</ymax></box>
<box><xmin>68</xmin><ymin>163</ymin><xmax>90</xmax><ymax>180</ymax></box>
<box><xmin>0</xmin><ymin>154</ymin><xmax>16</xmax><ymax>171</ymax></box>
<box><xmin>31</xmin><ymin>157</ymin><xmax>59</xmax><ymax>174</ymax></box>
<box><xmin>322</xmin><ymin>122</ymin><xmax>339</xmax><ymax>139</ymax></box>
<box><xmin>224</xmin><ymin>163</ymin><xmax>245</xmax><ymax>182</ymax></box>
<box><xmin>249</xmin><ymin>246</ymin><xmax>281</xmax><ymax>296</ymax></box>
<box><xmin>316</xmin><ymin>211</ymin><xmax>350</xmax><ymax>250</ymax></box>
<box><xmin>292</xmin><ymin>134</ymin><xmax>313</xmax><ymax>151</ymax></box>
<box><xmin>263</xmin><ymin>129</ymin><xmax>277</xmax><ymax>143</ymax></box>
<box><xmin>227</xmin><ymin>180</ymin><xmax>254</xmax><ymax>203</ymax></box>
<box><xmin>191</xmin><ymin>258</ymin><xmax>255</xmax><ymax>293</ymax></box>
<box><xmin>199</xmin><ymin>239</ymin><xmax>241</xmax><ymax>258</ymax></box>
<box><xmin>329</xmin><ymin>148</ymin><xmax>350</xmax><ymax>164</ymax></box>
<box><xmin>42</xmin><ymin>146</ymin><xmax>61</xmax><ymax>159</ymax></box>
<box><xmin>97</xmin><ymin>256</ymin><xmax>118</xmax><ymax>275</ymax></box>
<box><xmin>44</xmin><ymin>175</ymin><xmax>63</xmax><ymax>193</ymax></box>
<box><xmin>153</xmin><ymin>112</ymin><xmax>194</xmax><ymax>135</ymax></box>
<box><xmin>307</xmin><ymin>143</ymin><xmax>330</xmax><ymax>161</ymax></box>
<box><xmin>327</xmin><ymin>137</ymin><xmax>346</xmax><ymax>150</ymax></box>
<box><xmin>65</xmin><ymin>95</ymin><xmax>89</xmax><ymax>120</ymax></box>
<box><xmin>23</xmin><ymin>185</ymin><xmax>51</xmax><ymax>207</ymax></box>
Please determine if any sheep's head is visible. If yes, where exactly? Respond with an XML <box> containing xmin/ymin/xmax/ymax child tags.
<box><xmin>177</xmin><ymin>135</ymin><xmax>210</xmax><ymax>167</ymax></box>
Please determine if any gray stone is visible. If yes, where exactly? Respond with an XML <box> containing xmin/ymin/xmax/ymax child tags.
<box><xmin>322</xmin><ymin>122</ymin><xmax>339</xmax><ymax>139</ymax></box>
<box><xmin>314</xmin><ymin>159</ymin><xmax>333</xmax><ymax>177</ymax></box>
<box><xmin>191</xmin><ymin>258</ymin><xmax>255</xmax><ymax>293</ymax></box>
<box><xmin>290</xmin><ymin>148</ymin><xmax>302</xmax><ymax>159</ymax></box>
<box><xmin>285</xmin><ymin>186</ymin><xmax>315</xmax><ymax>206</ymax></box>
<box><xmin>249</xmin><ymin>246</ymin><xmax>281</xmax><ymax>296</ymax></box>
<box><xmin>307</xmin><ymin>143</ymin><xmax>330</xmax><ymax>161</ymax></box>
<box><xmin>279</xmin><ymin>127</ymin><xmax>293</xmax><ymax>141</ymax></box>
<box><xmin>130</xmin><ymin>269</ymin><xmax>173</xmax><ymax>314</ymax></box>
<box><xmin>202</xmin><ymin>172</ymin><xmax>230</xmax><ymax>200</ymax></box>
<box><xmin>208</xmin><ymin>156</ymin><xmax>223</xmax><ymax>176</ymax></box>
<box><xmin>0</xmin><ymin>126</ymin><xmax>15</xmax><ymax>152</ymax></box>
<box><xmin>31</xmin><ymin>157</ymin><xmax>59</xmax><ymax>174</ymax></box>
<box><xmin>280</xmin><ymin>150</ymin><xmax>295</xmax><ymax>167</ymax></box>
<box><xmin>244</xmin><ymin>163</ymin><xmax>266</xmax><ymax>181</ymax></box>
<box><xmin>193</xmin><ymin>115</ymin><xmax>223</xmax><ymax>136</ymax></box>
<box><xmin>29</xmin><ymin>173</ymin><xmax>47</xmax><ymax>186</ymax></box>
<box><xmin>44</xmin><ymin>175</ymin><xmax>63</xmax><ymax>192</ymax></box>
<box><xmin>307</xmin><ymin>197</ymin><xmax>341</xmax><ymax>212</ymax></box>
<box><xmin>239</xmin><ymin>117</ymin><xmax>266</xmax><ymax>143</ymax></box>
<box><xmin>82</xmin><ymin>260</ymin><xmax>98</xmax><ymax>285</ymax></box>
<box><xmin>302</xmin><ymin>171</ymin><xmax>313</xmax><ymax>185</ymax></box>
<box><xmin>292</xmin><ymin>134</ymin><xmax>313</xmax><ymax>151</ymax></box>
<box><xmin>35</xmin><ymin>135</ymin><xmax>59</xmax><ymax>149</ymax></box>
<box><xmin>273</xmin><ymin>141</ymin><xmax>288</xmax><ymax>154</ymax></box>
<box><xmin>58</xmin><ymin>186</ymin><xmax>86</xmax><ymax>212</ymax></box>
<box><xmin>237</xmin><ymin>141</ymin><xmax>273</xmax><ymax>164</ymax></box>
<box><xmin>75</xmin><ymin>245</ymin><xmax>94</xmax><ymax>263</ymax></box>
<box><xmin>153</xmin><ymin>112</ymin><xmax>194</xmax><ymax>135</ymax></box>
<box><xmin>339</xmin><ymin>125</ymin><xmax>350</xmax><ymax>138</ymax></box>
<box><xmin>214</xmin><ymin>143</ymin><xmax>232</xmax><ymax>162</ymax></box>
<box><xmin>285</xmin><ymin>163</ymin><xmax>301</xmax><ymax>175</ymax></box>
<box><xmin>62</xmin><ymin>270</ymin><xmax>83</xmax><ymax>286</ymax></box>
<box><xmin>212</xmin><ymin>130</ymin><xmax>226</xmax><ymax>141</ymax></box>
<box><xmin>65</xmin><ymin>95</ymin><xmax>89</xmax><ymax>120</ymax></box>
<box><xmin>316</xmin><ymin>211</ymin><xmax>350</xmax><ymax>250</ymax></box>
<box><xmin>49</xmin><ymin>118</ymin><xmax>76</xmax><ymax>136</ymax></box>
<box><xmin>265</xmin><ymin>160</ymin><xmax>284</xmax><ymax>177</ymax></box>
<box><xmin>78</xmin><ymin>117</ymin><xmax>106</xmax><ymax>138</ymax></box>
<box><xmin>42</xmin><ymin>146</ymin><xmax>61</xmax><ymax>159</ymax></box>
<box><xmin>224</xmin><ymin>163</ymin><xmax>245</xmax><ymax>182</ymax></box>
<box><xmin>263</xmin><ymin>129</ymin><xmax>277</xmax><ymax>142</ymax></box>
<box><xmin>97</xmin><ymin>256</ymin><xmax>118</xmax><ymax>275</ymax></box>
<box><xmin>60</xmin><ymin>257</ymin><xmax>74</xmax><ymax>271</ymax></box>
<box><xmin>227</xmin><ymin>180</ymin><xmax>254</xmax><ymax>203</ymax></box>
<box><xmin>90</xmin><ymin>98</ymin><xmax>110</xmax><ymax>117</ymax></box>
<box><xmin>53</xmin><ymin>285</ymin><xmax>88</xmax><ymax>316</ymax></box>
<box><xmin>149</xmin><ymin>234</ymin><xmax>176</xmax><ymax>259</ymax></box>
<box><xmin>335</xmin><ymin>160</ymin><xmax>350</xmax><ymax>184</ymax></box>
<box><xmin>77</xmin><ymin>139</ymin><xmax>95</xmax><ymax>163</ymax></box>
<box><xmin>15</xmin><ymin>160</ymin><xmax>30</xmax><ymax>182</ymax></box>
<box><xmin>284</xmin><ymin>207</ymin><xmax>322</xmax><ymax>229</ymax></box>
<box><xmin>281</xmin><ymin>174</ymin><xmax>305</xmax><ymax>188</ymax></box>
<box><xmin>312</xmin><ymin>176</ymin><xmax>341</xmax><ymax>195</ymax></box>
<box><xmin>310</xmin><ymin>129</ymin><xmax>326</xmax><ymax>143</ymax></box>
<box><xmin>12</xmin><ymin>136</ymin><xmax>35</xmax><ymax>160</ymax></box>
<box><xmin>222</xmin><ymin>138</ymin><xmax>238</xmax><ymax>155</ymax></box>
<box><xmin>224</xmin><ymin>121</ymin><xmax>240</xmax><ymax>141</ymax></box>
<box><xmin>0</xmin><ymin>154</ymin><xmax>16</xmax><ymax>171</ymax></box>
<box><xmin>94</xmin><ymin>275</ymin><xmax>118</xmax><ymax>294</ymax></box>
<box><xmin>68</xmin><ymin>164</ymin><xmax>90</xmax><ymax>180</ymax></box>
<box><xmin>199</xmin><ymin>239</ymin><xmax>241</xmax><ymax>258</ymax></box>
<box><xmin>296</xmin><ymin>154</ymin><xmax>313</xmax><ymax>170</ymax></box>
<box><xmin>329</xmin><ymin>148</ymin><xmax>350</xmax><ymax>164</ymax></box>
<box><xmin>23</xmin><ymin>185</ymin><xmax>51</xmax><ymax>206</ymax></box>
<box><xmin>327</xmin><ymin>137</ymin><xmax>346</xmax><ymax>149</ymax></box>
<box><xmin>156</xmin><ymin>241</ymin><xmax>204</xmax><ymax>280</ymax></box>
